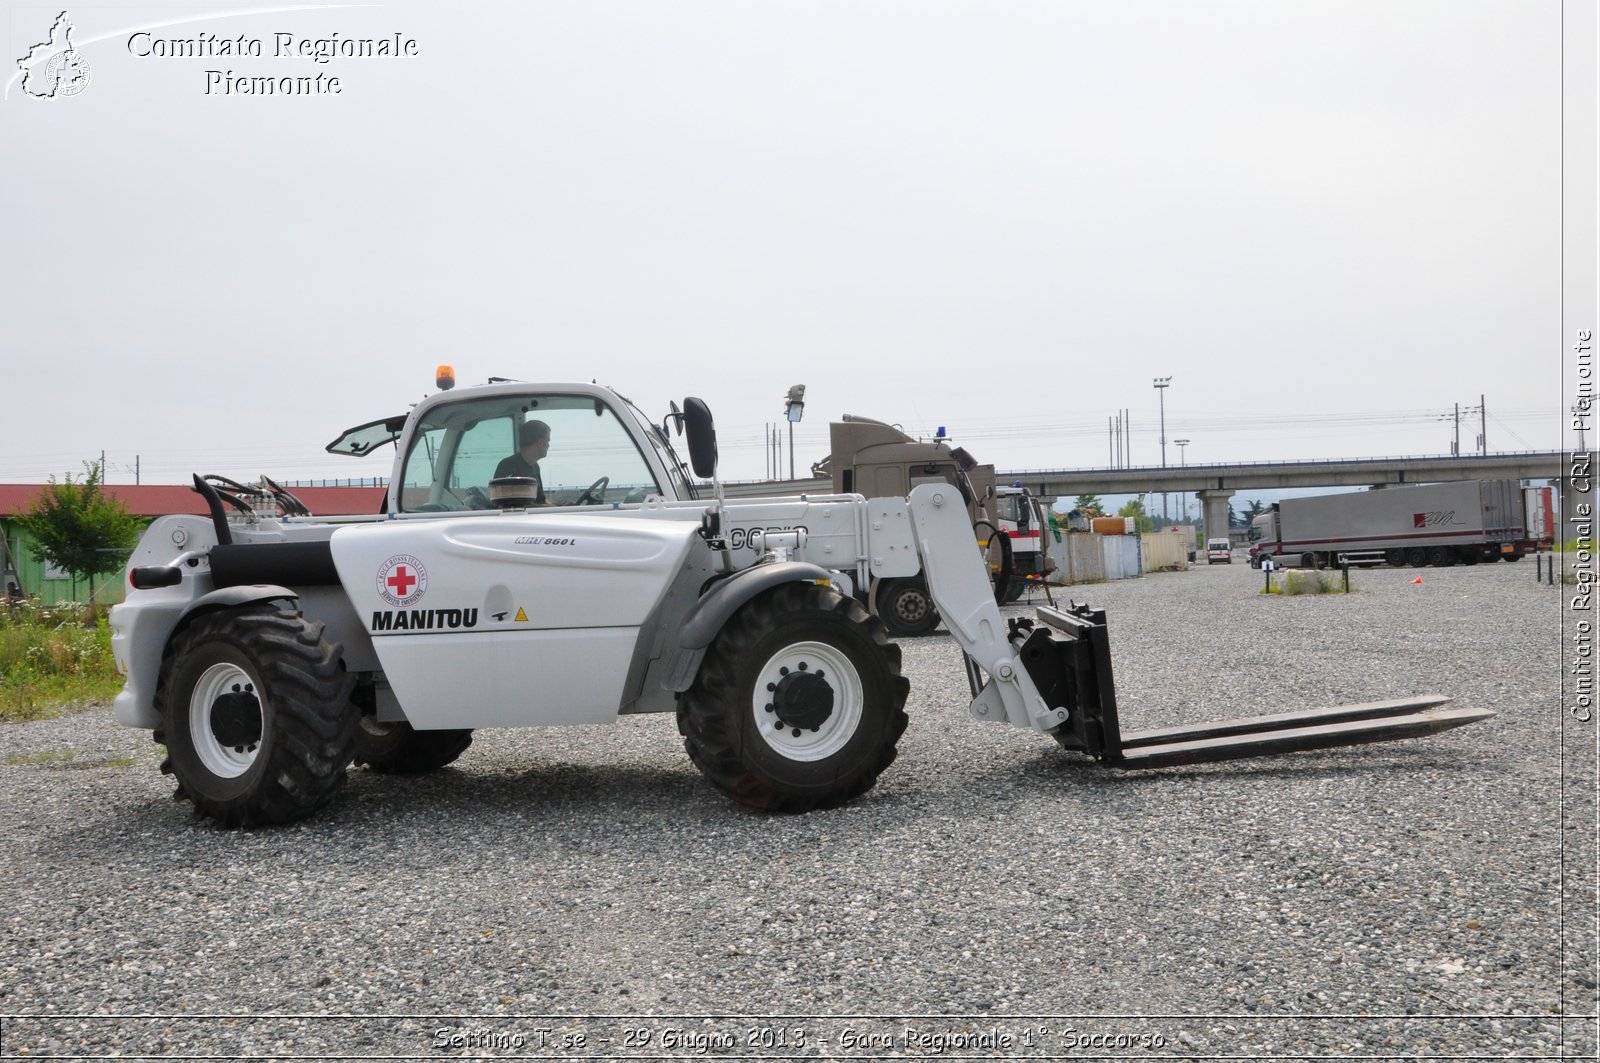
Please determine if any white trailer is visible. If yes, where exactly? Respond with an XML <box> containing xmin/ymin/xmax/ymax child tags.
<box><xmin>1249</xmin><ymin>480</ymin><xmax>1535</xmax><ymax>569</ymax></box>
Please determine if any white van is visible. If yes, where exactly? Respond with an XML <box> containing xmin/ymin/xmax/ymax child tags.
<box><xmin>1206</xmin><ymin>538</ymin><xmax>1233</xmax><ymax>564</ymax></box>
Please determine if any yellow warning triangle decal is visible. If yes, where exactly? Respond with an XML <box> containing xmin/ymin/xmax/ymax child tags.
<box><xmin>514</xmin><ymin>607</ymin><xmax>528</xmax><ymax>622</ymax></box>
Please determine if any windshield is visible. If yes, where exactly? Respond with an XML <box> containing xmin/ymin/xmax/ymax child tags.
<box><xmin>396</xmin><ymin>392</ymin><xmax>663</xmax><ymax>512</ymax></box>
<box><xmin>993</xmin><ymin>492</ymin><xmax>1030</xmax><ymax>526</ymax></box>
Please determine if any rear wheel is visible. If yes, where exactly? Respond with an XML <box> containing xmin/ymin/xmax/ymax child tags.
<box><xmin>1427</xmin><ymin>545</ymin><xmax>1455</xmax><ymax>567</ymax></box>
<box><xmin>154</xmin><ymin>601</ymin><xmax>356</xmax><ymax>827</ymax></box>
<box><xmin>875</xmin><ymin>577</ymin><xmax>940</xmax><ymax>637</ymax></box>
<box><xmin>1406</xmin><ymin>547</ymin><xmax>1428</xmax><ymax>567</ymax></box>
<box><xmin>678</xmin><ymin>582</ymin><xmax>910</xmax><ymax>812</ymax></box>
<box><xmin>1385</xmin><ymin>549</ymin><xmax>1407</xmax><ymax>567</ymax></box>
<box><xmin>353</xmin><ymin>719</ymin><xmax>473</xmax><ymax>774</ymax></box>
<box><xmin>1502</xmin><ymin>551</ymin><xmax>1523</xmax><ymax>562</ymax></box>
<box><xmin>1457</xmin><ymin>547</ymin><xmax>1480</xmax><ymax>566</ymax></box>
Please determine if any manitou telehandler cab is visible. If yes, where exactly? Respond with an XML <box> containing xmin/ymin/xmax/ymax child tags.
<box><xmin>109</xmin><ymin>371</ymin><xmax>1493</xmax><ymax>826</ymax></box>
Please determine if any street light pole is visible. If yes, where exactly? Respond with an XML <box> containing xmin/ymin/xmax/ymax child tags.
<box><xmin>784</xmin><ymin>384</ymin><xmax>806</xmax><ymax>480</ymax></box>
<box><xmin>1153</xmin><ymin>376</ymin><xmax>1171</xmax><ymax>521</ymax></box>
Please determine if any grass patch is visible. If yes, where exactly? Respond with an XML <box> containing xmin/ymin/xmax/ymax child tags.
<box><xmin>0</xmin><ymin>601</ymin><xmax>123</xmax><ymax>722</ymax></box>
<box><xmin>3</xmin><ymin>750</ymin><xmax>140</xmax><ymax>769</ymax></box>
<box><xmin>1263</xmin><ymin>569</ymin><xmax>1350</xmax><ymax>596</ymax></box>
<box><xmin>3</xmin><ymin>749</ymin><xmax>76</xmax><ymax>765</ymax></box>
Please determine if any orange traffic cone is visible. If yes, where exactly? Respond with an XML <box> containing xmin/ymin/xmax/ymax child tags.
<box><xmin>1410</xmin><ymin>576</ymin><xmax>1424</xmax><ymax>584</ymax></box>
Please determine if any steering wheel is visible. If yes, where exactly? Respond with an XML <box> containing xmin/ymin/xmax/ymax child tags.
<box><xmin>575</xmin><ymin>476</ymin><xmax>610</xmax><ymax>506</ymax></box>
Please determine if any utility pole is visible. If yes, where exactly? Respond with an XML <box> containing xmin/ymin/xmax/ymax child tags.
<box><xmin>1479</xmin><ymin>394</ymin><xmax>1487</xmax><ymax>456</ymax></box>
<box><xmin>1153</xmin><ymin>377</ymin><xmax>1171</xmax><ymax>521</ymax></box>
<box><xmin>1175</xmin><ymin>438</ymin><xmax>1190</xmax><ymax>525</ymax></box>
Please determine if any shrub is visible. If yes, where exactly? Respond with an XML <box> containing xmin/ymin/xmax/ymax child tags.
<box><xmin>1263</xmin><ymin>570</ymin><xmax>1349</xmax><ymax>596</ymax></box>
<box><xmin>0</xmin><ymin>601</ymin><xmax>121</xmax><ymax>721</ymax></box>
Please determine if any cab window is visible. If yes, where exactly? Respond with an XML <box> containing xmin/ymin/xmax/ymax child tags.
<box><xmin>994</xmin><ymin>494</ymin><xmax>1030</xmax><ymax>526</ymax></box>
<box><xmin>397</xmin><ymin>393</ymin><xmax>663</xmax><ymax>512</ymax></box>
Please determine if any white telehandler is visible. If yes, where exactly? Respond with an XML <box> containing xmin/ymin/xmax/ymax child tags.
<box><xmin>108</xmin><ymin>373</ymin><xmax>1493</xmax><ymax>826</ymax></box>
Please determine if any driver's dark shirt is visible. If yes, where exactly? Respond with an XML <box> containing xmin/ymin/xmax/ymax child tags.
<box><xmin>492</xmin><ymin>455</ymin><xmax>546</xmax><ymax>503</ymax></box>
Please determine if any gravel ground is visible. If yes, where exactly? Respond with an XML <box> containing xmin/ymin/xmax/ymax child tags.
<box><xmin>0</xmin><ymin>560</ymin><xmax>1594</xmax><ymax>1059</ymax></box>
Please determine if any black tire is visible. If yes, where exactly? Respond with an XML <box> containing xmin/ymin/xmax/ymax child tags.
<box><xmin>353</xmin><ymin>719</ymin><xmax>473</xmax><ymax>774</ymax></box>
<box><xmin>1502</xmin><ymin>551</ymin><xmax>1522</xmax><ymax>563</ymax></box>
<box><xmin>1457</xmin><ymin>547</ymin><xmax>1480</xmax><ymax>566</ymax></box>
<box><xmin>1385</xmin><ymin>548</ymin><xmax>1407</xmax><ymax>567</ymax></box>
<box><xmin>1427</xmin><ymin>545</ymin><xmax>1455</xmax><ymax>567</ymax></box>
<box><xmin>1406</xmin><ymin>547</ymin><xmax>1428</xmax><ymax>567</ymax></box>
<box><xmin>1301</xmin><ymin>553</ymin><xmax>1317</xmax><ymax>569</ymax></box>
<box><xmin>1002</xmin><ymin>578</ymin><xmax>1026</xmax><ymax>604</ymax></box>
<box><xmin>677</xmin><ymin>582</ymin><xmax>910</xmax><ymax>813</ymax></box>
<box><xmin>154</xmin><ymin>601</ymin><xmax>356</xmax><ymax>827</ymax></box>
<box><xmin>875</xmin><ymin>577</ymin><xmax>941</xmax><ymax>637</ymax></box>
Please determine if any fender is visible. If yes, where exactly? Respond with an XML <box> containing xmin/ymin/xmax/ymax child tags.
<box><xmin>112</xmin><ymin>584</ymin><xmax>302</xmax><ymax>729</ymax></box>
<box><xmin>662</xmin><ymin>561</ymin><xmax>835</xmax><ymax>693</ymax></box>
<box><xmin>179</xmin><ymin>585</ymin><xmax>299</xmax><ymax>628</ymax></box>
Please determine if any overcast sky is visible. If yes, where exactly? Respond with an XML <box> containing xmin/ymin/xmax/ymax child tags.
<box><xmin>1</xmin><ymin>0</ymin><xmax>1580</xmax><ymax>488</ymax></box>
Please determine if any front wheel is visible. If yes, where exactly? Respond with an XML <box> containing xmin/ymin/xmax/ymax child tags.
<box><xmin>677</xmin><ymin>582</ymin><xmax>910</xmax><ymax>812</ymax></box>
<box><xmin>154</xmin><ymin>601</ymin><xmax>356</xmax><ymax>827</ymax></box>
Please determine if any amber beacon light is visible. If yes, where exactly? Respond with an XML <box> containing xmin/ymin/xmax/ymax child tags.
<box><xmin>436</xmin><ymin>365</ymin><xmax>456</xmax><ymax>391</ymax></box>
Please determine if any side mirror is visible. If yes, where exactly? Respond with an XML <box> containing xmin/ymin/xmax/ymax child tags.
<box><xmin>683</xmin><ymin>397</ymin><xmax>718</xmax><ymax>479</ymax></box>
<box><xmin>662</xmin><ymin>400</ymin><xmax>683</xmax><ymax>437</ymax></box>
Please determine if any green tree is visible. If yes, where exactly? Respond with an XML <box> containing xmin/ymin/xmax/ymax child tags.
<box><xmin>1240</xmin><ymin>499</ymin><xmax>1268</xmax><ymax>524</ymax></box>
<box><xmin>1073</xmin><ymin>493</ymin><xmax>1103</xmax><ymax>516</ymax></box>
<box><xmin>15</xmin><ymin>462</ymin><xmax>141</xmax><ymax>604</ymax></box>
<box><xmin>1117</xmin><ymin>497</ymin><xmax>1153</xmax><ymax>534</ymax></box>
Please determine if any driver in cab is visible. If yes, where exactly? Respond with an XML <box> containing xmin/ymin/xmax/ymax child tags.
<box><xmin>494</xmin><ymin>419</ymin><xmax>550</xmax><ymax>505</ymax></box>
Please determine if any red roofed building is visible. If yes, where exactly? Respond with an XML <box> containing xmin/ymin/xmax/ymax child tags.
<box><xmin>0</xmin><ymin>483</ymin><xmax>386</xmax><ymax>605</ymax></box>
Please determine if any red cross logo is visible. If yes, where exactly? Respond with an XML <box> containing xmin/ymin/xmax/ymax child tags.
<box><xmin>387</xmin><ymin>566</ymin><xmax>417</xmax><ymax>597</ymax></box>
<box><xmin>377</xmin><ymin>555</ymin><xmax>427</xmax><ymax>605</ymax></box>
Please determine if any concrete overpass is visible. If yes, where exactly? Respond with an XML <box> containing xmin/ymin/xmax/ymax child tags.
<box><xmin>723</xmin><ymin>450</ymin><xmax>1573</xmax><ymax>541</ymax></box>
<box><xmin>993</xmin><ymin>451</ymin><xmax>1570</xmax><ymax>541</ymax></box>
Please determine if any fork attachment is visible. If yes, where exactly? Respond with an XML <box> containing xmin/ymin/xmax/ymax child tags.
<box><xmin>1014</xmin><ymin>603</ymin><xmax>1495</xmax><ymax>769</ymax></box>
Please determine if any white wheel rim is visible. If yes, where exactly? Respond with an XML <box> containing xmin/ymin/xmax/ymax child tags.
<box><xmin>751</xmin><ymin>640</ymin><xmax>863</xmax><ymax>762</ymax></box>
<box><xmin>189</xmin><ymin>662</ymin><xmax>261</xmax><ymax>779</ymax></box>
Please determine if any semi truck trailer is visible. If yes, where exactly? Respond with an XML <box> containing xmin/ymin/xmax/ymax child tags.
<box><xmin>1249</xmin><ymin>479</ymin><xmax>1542</xmax><ymax>569</ymax></box>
